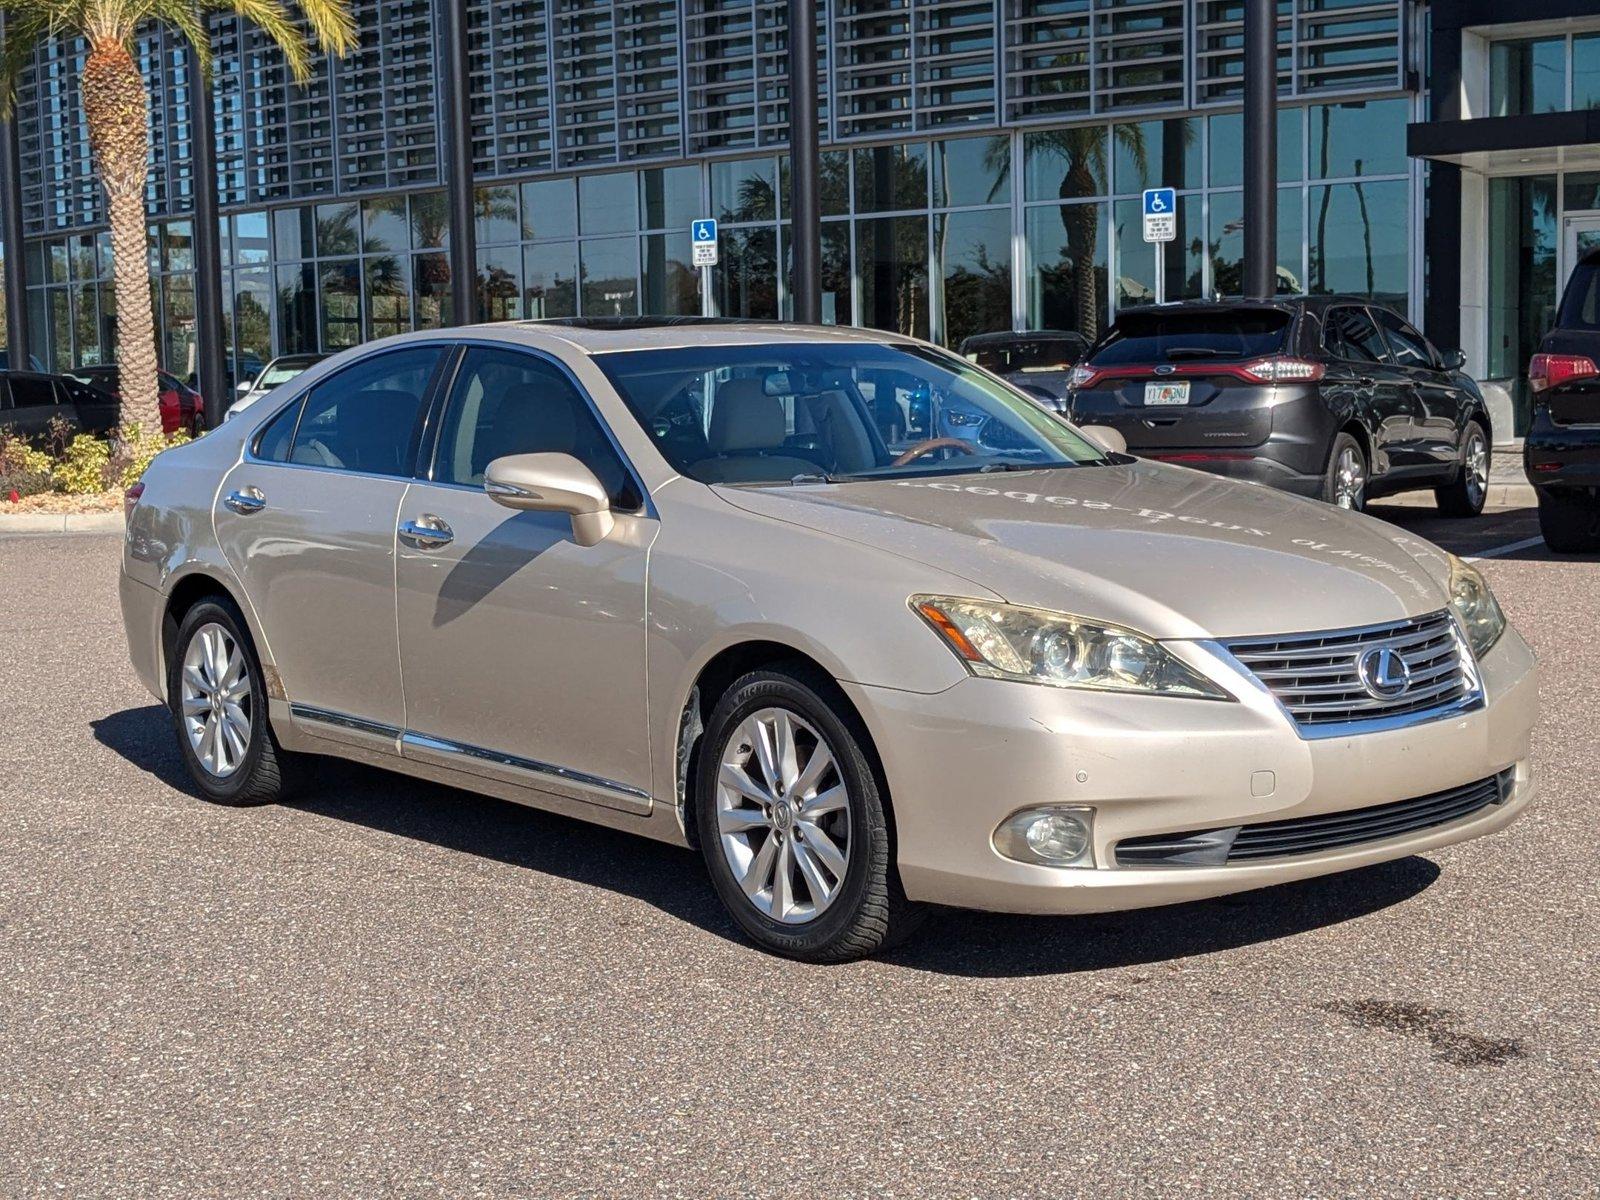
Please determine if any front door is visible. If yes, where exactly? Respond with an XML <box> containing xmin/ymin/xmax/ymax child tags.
<box><xmin>394</xmin><ymin>344</ymin><xmax>657</xmax><ymax>814</ymax></box>
<box><xmin>215</xmin><ymin>345</ymin><xmax>447</xmax><ymax>747</ymax></box>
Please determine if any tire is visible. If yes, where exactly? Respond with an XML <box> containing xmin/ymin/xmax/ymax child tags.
<box><xmin>166</xmin><ymin>596</ymin><xmax>297</xmax><ymax>806</ymax></box>
<box><xmin>1537</xmin><ymin>490</ymin><xmax>1600</xmax><ymax>554</ymax></box>
<box><xmin>1322</xmin><ymin>432</ymin><xmax>1368</xmax><ymax>512</ymax></box>
<box><xmin>1435</xmin><ymin>420</ymin><xmax>1489</xmax><ymax>517</ymax></box>
<box><xmin>694</xmin><ymin>664</ymin><xmax>925</xmax><ymax>962</ymax></box>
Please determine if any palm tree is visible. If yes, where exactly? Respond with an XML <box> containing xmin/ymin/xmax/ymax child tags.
<box><xmin>986</xmin><ymin>122</ymin><xmax>1149</xmax><ymax>337</ymax></box>
<box><xmin>0</xmin><ymin>2</ymin><xmax>355</xmax><ymax>433</ymax></box>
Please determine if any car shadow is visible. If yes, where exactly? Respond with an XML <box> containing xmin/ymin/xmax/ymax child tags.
<box><xmin>93</xmin><ymin>703</ymin><xmax>1441</xmax><ymax>976</ymax></box>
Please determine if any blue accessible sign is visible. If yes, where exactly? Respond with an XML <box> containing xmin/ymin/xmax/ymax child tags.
<box><xmin>1142</xmin><ymin>188</ymin><xmax>1176</xmax><ymax>243</ymax></box>
<box><xmin>691</xmin><ymin>218</ymin><xmax>719</xmax><ymax>266</ymax></box>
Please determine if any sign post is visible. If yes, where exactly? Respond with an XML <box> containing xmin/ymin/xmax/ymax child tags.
<box><xmin>1142</xmin><ymin>187</ymin><xmax>1176</xmax><ymax>305</ymax></box>
<box><xmin>692</xmin><ymin>219</ymin><xmax>718</xmax><ymax>314</ymax></box>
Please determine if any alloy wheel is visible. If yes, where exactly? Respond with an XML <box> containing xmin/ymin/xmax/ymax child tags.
<box><xmin>1334</xmin><ymin>446</ymin><xmax>1366</xmax><ymax>509</ymax></box>
<box><xmin>1464</xmin><ymin>431</ymin><xmax>1488</xmax><ymax>509</ymax></box>
<box><xmin>715</xmin><ymin>707</ymin><xmax>851</xmax><ymax>925</ymax></box>
<box><xmin>180</xmin><ymin>622</ymin><xmax>253</xmax><ymax>778</ymax></box>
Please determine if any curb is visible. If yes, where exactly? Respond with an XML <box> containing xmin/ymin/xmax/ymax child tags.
<box><xmin>0</xmin><ymin>511</ymin><xmax>124</xmax><ymax>535</ymax></box>
<box><xmin>1378</xmin><ymin>483</ymin><xmax>1536</xmax><ymax>510</ymax></box>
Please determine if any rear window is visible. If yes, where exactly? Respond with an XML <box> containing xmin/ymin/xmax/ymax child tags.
<box><xmin>1557</xmin><ymin>261</ymin><xmax>1600</xmax><ymax>331</ymax></box>
<box><xmin>1089</xmin><ymin>311</ymin><xmax>1291</xmax><ymax>366</ymax></box>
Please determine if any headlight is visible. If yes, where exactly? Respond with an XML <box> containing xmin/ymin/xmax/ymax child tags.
<box><xmin>912</xmin><ymin>596</ymin><xmax>1230</xmax><ymax>699</ymax></box>
<box><xmin>1448</xmin><ymin>555</ymin><xmax>1506</xmax><ymax>658</ymax></box>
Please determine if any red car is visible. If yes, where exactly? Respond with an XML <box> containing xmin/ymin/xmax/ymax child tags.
<box><xmin>69</xmin><ymin>366</ymin><xmax>206</xmax><ymax>436</ymax></box>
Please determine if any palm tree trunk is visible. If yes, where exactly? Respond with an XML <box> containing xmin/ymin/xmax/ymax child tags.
<box><xmin>82</xmin><ymin>38</ymin><xmax>161</xmax><ymax>434</ymax></box>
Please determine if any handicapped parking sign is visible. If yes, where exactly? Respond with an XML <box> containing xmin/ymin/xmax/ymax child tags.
<box><xmin>1142</xmin><ymin>188</ymin><xmax>1176</xmax><ymax>242</ymax></box>
<box><xmin>691</xmin><ymin>218</ymin><xmax>719</xmax><ymax>266</ymax></box>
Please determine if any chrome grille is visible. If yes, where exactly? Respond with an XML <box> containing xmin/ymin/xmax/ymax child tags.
<box><xmin>1224</xmin><ymin>610</ymin><xmax>1478</xmax><ymax>732</ymax></box>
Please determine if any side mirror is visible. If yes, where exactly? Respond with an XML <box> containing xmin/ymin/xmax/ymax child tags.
<box><xmin>236</xmin><ymin>381</ymin><xmax>252</xmax><ymax>394</ymax></box>
<box><xmin>1079</xmin><ymin>424</ymin><xmax>1127</xmax><ymax>456</ymax></box>
<box><xmin>1442</xmin><ymin>348</ymin><xmax>1467</xmax><ymax>372</ymax></box>
<box><xmin>484</xmin><ymin>452</ymin><xmax>615</xmax><ymax>547</ymax></box>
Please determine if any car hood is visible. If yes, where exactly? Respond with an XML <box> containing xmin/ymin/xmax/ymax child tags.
<box><xmin>713</xmin><ymin>461</ymin><xmax>1451</xmax><ymax>640</ymax></box>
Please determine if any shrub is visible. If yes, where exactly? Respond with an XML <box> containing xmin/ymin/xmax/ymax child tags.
<box><xmin>110</xmin><ymin>423</ymin><xmax>191</xmax><ymax>490</ymax></box>
<box><xmin>52</xmin><ymin>434</ymin><xmax>113</xmax><ymax>495</ymax></box>
<box><xmin>0</xmin><ymin>429</ymin><xmax>55</xmax><ymax>499</ymax></box>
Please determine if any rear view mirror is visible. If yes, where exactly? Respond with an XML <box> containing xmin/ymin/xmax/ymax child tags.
<box><xmin>484</xmin><ymin>452</ymin><xmax>615</xmax><ymax>546</ymax></box>
<box><xmin>1080</xmin><ymin>425</ymin><xmax>1127</xmax><ymax>456</ymax></box>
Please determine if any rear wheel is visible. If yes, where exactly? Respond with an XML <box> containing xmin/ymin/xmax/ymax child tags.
<box><xmin>166</xmin><ymin>597</ymin><xmax>297</xmax><ymax>805</ymax></box>
<box><xmin>695</xmin><ymin>665</ymin><xmax>925</xmax><ymax>962</ymax></box>
<box><xmin>1322</xmin><ymin>432</ymin><xmax>1367</xmax><ymax>511</ymax></box>
<box><xmin>1435</xmin><ymin>421</ymin><xmax>1489</xmax><ymax>517</ymax></box>
<box><xmin>1537</xmin><ymin>490</ymin><xmax>1600</xmax><ymax>554</ymax></box>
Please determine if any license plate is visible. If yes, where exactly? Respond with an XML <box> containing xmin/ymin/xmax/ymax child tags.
<box><xmin>1144</xmin><ymin>381</ymin><xmax>1190</xmax><ymax>406</ymax></box>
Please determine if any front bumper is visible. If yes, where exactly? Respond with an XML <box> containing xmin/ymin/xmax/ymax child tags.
<box><xmin>847</xmin><ymin>626</ymin><xmax>1537</xmax><ymax>914</ymax></box>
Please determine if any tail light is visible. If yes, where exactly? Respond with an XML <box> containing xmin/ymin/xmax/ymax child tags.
<box><xmin>1067</xmin><ymin>364</ymin><xmax>1101</xmax><ymax>389</ymax></box>
<box><xmin>1528</xmin><ymin>353</ymin><xmax>1598</xmax><ymax>394</ymax></box>
<box><xmin>124</xmin><ymin>481</ymin><xmax>145</xmax><ymax>521</ymax></box>
<box><xmin>1238</xmin><ymin>356</ymin><xmax>1326</xmax><ymax>383</ymax></box>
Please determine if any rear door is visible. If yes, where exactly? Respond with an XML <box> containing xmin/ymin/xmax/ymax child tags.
<box><xmin>1373</xmin><ymin>307</ymin><xmax>1458</xmax><ymax>471</ymax></box>
<box><xmin>3</xmin><ymin>373</ymin><xmax>82</xmax><ymax>442</ymax></box>
<box><xmin>1320</xmin><ymin>306</ymin><xmax>1414</xmax><ymax>474</ymax></box>
<box><xmin>214</xmin><ymin>345</ymin><xmax>448</xmax><ymax>750</ymax></box>
<box><xmin>58</xmin><ymin>376</ymin><xmax>120</xmax><ymax>437</ymax></box>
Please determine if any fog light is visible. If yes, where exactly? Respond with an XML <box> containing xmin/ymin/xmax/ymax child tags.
<box><xmin>994</xmin><ymin>806</ymin><xmax>1095</xmax><ymax>868</ymax></box>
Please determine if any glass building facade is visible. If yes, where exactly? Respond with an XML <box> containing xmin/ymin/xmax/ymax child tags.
<box><xmin>3</xmin><ymin>0</ymin><xmax>1422</xmax><ymax>384</ymax></box>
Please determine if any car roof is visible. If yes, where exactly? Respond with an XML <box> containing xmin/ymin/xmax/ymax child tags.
<box><xmin>490</xmin><ymin>318</ymin><xmax>917</xmax><ymax>356</ymax></box>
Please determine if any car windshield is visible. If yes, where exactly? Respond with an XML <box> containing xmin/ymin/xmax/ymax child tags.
<box><xmin>1089</xmin><ymin>310</ymin><xmax>1291</xmax><ymax>365</ymax></box>
<box><xmin>595</xmin><ymin>341</ymin><xmax>1111</xmax><ymax>486</ymax></box>
<box><xmin>257</xmin><ymin>360</ymin><xmax>311</xmax><ymax>391</ymax></box>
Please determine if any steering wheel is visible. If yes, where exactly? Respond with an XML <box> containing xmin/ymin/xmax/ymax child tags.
<box><xmin>891</xmin><ymin>437</ymin><xmax>980</xmax><ymax>468</ymax></box>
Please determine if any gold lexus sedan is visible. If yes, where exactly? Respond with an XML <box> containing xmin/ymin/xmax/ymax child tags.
<box><xmin>120</xmin><ymin>320</ymin><xmax>1537</xmax><ymax>961</ymax></box>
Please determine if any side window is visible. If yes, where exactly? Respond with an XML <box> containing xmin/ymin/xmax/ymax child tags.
<box><xmin>286</xmin><ymin>347</ymin><xmax>442</xmax><ymax>476</ymax></box>
<box><xmin>1374</xmin><ymin>309</ymin><xmax>1435</xmax><ymax>369</ymax></box>
<box><xmin>9</xmin><ymin>376</ymin><xmax>62</xmax><ymax>408</ymax></box>
<box><xmin>434</xmin><ymin>347</ymin><xmax>639</xmax><ymax>509</ymax></box>
<box><xmin>1324</xmin><ymin>307</ymin><xmax>1389</xmax><ymax>365</ymax></box>
<box><xmin>254</xmin><ymin>400</ymin><xmax>302</xmax><ymax>463</ymax></box>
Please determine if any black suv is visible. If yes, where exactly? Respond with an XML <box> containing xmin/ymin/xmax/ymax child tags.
<box><xmin>1066</xmin><ymin>298</ymin><xmax>1491</xmax><ymax>515</ymax></box>
<box><xmin>1524</xmin><ymin>248</ymin><xmax>1600</xmax><ymax>553</ymax></box>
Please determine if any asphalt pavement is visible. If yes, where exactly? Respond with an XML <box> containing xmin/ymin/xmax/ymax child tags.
<box><xmin>0</xmin><ymin>507</ymin><xmax>1595</xmax><ymax>1198</ymax></box>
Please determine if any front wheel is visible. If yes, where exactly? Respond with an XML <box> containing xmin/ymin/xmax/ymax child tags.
<box><xmin>166</xmin><ymin>596</ymin><xmax>297</xmax><ymax>806</ymax></box>
<box><xmin>694</xmin><ymin>665</ymin><xmax>925</xmax><ymax>962</ymax></box>
<box><xmin>1322</xmin><ymin>432</ymin><xmax>1367</xmax><ymax>511</ymax></box>
<box><xmin>1435</xmin><ymin>421</ymin><xmax>1489</xmax><ymax>517</ymax></box>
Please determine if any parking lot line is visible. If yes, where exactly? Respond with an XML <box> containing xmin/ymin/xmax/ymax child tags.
<box><xmin>1464</xmin><ymin>536</ymin><xmax>1546</xmax><ymax>563</ymax></box>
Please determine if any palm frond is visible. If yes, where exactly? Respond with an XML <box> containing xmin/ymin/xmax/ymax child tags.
<box><xmin>0</xmin><ymin>9</ymin><xmax>56</xmax><ymax>117</ymax></box>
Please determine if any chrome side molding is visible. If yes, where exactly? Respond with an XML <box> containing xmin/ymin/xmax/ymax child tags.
<box><xmin>401</xmin><ymin>732</ymin><xmax>651</xmax><ymax>815</ymax></box>
<box><xmin>284</xmin><ymin>705</ymin><xmax>652</xmax><ymax>815</ymax></box>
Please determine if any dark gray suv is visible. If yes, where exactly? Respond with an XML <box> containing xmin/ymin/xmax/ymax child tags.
<box><xmin>1065</xmin><ymin>298</ymin><xmax>1491</xmax><ymax>515</ymax></box>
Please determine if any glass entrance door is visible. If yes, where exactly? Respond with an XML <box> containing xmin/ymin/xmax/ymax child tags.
<box><xmin>1562</xmin><ymin>213</ymin><xmax>1600</xmax><ymax>289</ymax></box>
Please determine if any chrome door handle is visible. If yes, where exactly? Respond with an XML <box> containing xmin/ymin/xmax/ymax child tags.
<box><xmin>224</xmin><ymin>487</ymin><xmax>266</xmax><ymax>514</ymax></box>
<box><xmin>398</xmin><ymin>515</ymin><xmax>454</xmax><ymax>549</ymax></box>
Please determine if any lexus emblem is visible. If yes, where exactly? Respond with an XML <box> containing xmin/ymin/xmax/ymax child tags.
<box><xmin>1357</xmin><ymin>647</ymin><xmax>1412</xmax><ymax>700</ymax></box>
